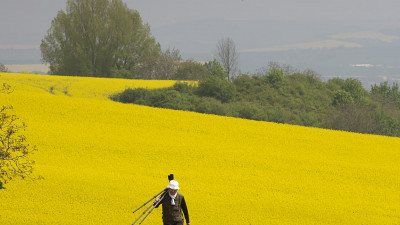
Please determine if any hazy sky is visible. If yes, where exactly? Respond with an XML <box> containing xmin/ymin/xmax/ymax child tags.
<box><xmin>1</xmin><ymin>0</ymin><xmax>400</xmax><ymax>49</ymax></box>
<box><xmin>132</xmin><ymin>0</ymin><xmax>400</xmax><ymax>27</ymax></box>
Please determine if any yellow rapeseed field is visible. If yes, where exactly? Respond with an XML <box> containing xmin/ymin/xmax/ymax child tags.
<box><xmin>1</xmin><ymin>72</ymin><xmax>399</xmax><ymax>225</ymax></box>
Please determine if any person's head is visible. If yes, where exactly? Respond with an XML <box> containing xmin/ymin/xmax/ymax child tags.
<box><xmin>167</xmin><ymin>180</ymin><xmax>179</xmax><ymax>195</ymax></box>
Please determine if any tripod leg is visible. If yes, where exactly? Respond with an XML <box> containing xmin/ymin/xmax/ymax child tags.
<box><xmin>139</xmin><ymin>191</ymin><xmax>167</xmax><ymax>224</ymax></box>
<box><xmin>133</xmin><ymin>188</ymin><xmax>166</xmax><ymax>213</ymax></box>
<box><xmin>132</xmin><ymin>203</ymin><xmax>154</xmax><ymax>225</ymax></box>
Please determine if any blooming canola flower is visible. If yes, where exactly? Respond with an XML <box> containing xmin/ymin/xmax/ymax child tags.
<box><xmin>0</xmin><ymin>72</ymin><xmax>399</xmax><ymax>224</ymax></box>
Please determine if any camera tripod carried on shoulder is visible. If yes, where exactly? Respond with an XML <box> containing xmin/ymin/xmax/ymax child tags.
<box><xmin>131</xmin><ymin>174</ymin><xmax>174</xmax><ymax>225</ymax></box>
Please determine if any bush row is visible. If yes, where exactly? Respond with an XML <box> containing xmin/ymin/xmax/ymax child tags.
<box><xmin>111</xmin><ymin>68</ymin><xmax>400</xmax><ymax>137</ymax></box>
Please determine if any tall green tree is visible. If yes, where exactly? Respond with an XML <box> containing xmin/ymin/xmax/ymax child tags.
<box><xmin>342</xmin><ymin>78</ymin><xmax>366</xmax><ymax>101</ymax></box>
<box><xmin>41</xmin><ymin>0</ymin><xmax>161</xmax><ymax>78</ymax></box>
<box><xmin>204</xmin><ymin>60</ymin><xmax>227</xmax><ymax>80</ymax></box>
<box><xmin>0</xmin><ymin>62</ymin><xmax>8</xmax><ymax>72</ymax></box>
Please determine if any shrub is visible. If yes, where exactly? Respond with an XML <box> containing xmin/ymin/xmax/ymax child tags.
<box><xmin>267</xmin><ymin>107</ymin><xmax>290</xmax><ymax>123</ymax></box>
<box><xmin>265</xmin><ymin>68</ymin><xmax>286</xmax><ymax>88</ymax></box>
<box><xmin>172</xmin><ymin>82</ymin><xmax>195</xmax><ymax>95</ymax></box>
<box><xmin>233</xmin><ymin>102</ymin><xmax>266</xmax><ymax>121</ymax></box>
<box><xmin>327</xmin><ymin>78</ymin><xmax>345</xmax><ymax>91</ymax></box>
<box><xmin>233</xmin><ymin>74</ymin><xmax>258</xmax><ymax>94</ymax></box>
<box><xmin>150</xmin><ymin>90</ymin><xmax>184</xmax><ymax>110</ymax></box>
<box><xmin>299</xmin><ymin>112</ymin><xmax>319</xmax><ymax>127</ymax></box>
<box><xmin>193</xmin><ymin>97</ymin><xmax>212</xmax><ymax>114</ymax></box>
<box><xmin>197</xmin><ymin>76</ymin><xmax>236</xmax><ymax>103</ymax></box>
<box><xmin>333</xmin><ymin>90</ymin><xmax>353</xmax><ymax>106</ymax></box>
<box><xmin>204</xmin><ymin>60</ymin><xmax>228</xmax><ymax>80</ymax></box>
<box><xmin>111</xmin><ymin>88</ymin><xmax>149</xmax><ymax>104</ymax></box>
<box><xmin>371</xmin><ymin>82</ymin><xmax>400</xmax><ymax>107</ymax></box>
<box><xmin>209</xmin><ymin>99</ymin><xmax>227</xmax><ymax>116</ymax></box>
<box><xmin>373</xmin><ymin>111</ymin><xmax>400</xmax><ymax>137</ymax></box>
<box><xmin>342</xmin><ymin>78</ymin><xmax>366</xmax><ymax>100</ymax></box>
<box><xmin>189</xmin><ymin>97</ymin><xmax>227</xmax><ymax>116</ymax></box>
<box><xmin>303</xmin><ymin>69</ymin><xmax>322</xmax><ymax>82</ymax></box>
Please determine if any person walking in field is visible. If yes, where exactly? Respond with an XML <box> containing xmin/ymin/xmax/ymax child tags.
<box><xmin>154</xmin><ymin>180</ymin><xmax>190</xmax><ymax>225</ymax></box>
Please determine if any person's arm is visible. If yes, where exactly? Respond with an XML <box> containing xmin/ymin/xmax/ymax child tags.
<box><xmin>181</xmin><ymin>196</ymin><xmax>190</xmax><ymax>224</ymax></box>
<box><xmin>154</xmin><ymin>193</ymin><xmax>165</xmax><ymax>208</ymax></box>
<box><xmin>154</xmin><ymin>197</ymin><xmax>161</xmax><ymax>208</ymax></box>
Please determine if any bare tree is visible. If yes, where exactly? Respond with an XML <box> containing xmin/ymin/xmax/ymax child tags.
<box><xmin>155</xmin><ymin>48</ymin><xmax>182</xmax><ymax>80</ymax></box>
<box><xmin>215</xmin><ymin>37</ymin><xmax>239</xmax><ymax>81</ymax></box>
<box><xmin>1</xmin><ymin>83</ymin><xmax>38</xmax><ymax>188</ymax></box>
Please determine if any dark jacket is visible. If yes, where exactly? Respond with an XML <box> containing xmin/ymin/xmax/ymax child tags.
<box><xmin>156</xmin><ymin>192</ymin><xmax>189</xmax><ymax>224</ymax></box>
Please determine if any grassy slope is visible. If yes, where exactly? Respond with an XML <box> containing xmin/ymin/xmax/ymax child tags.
<box><xmin>1</xmin><ymin>72</ymin><xmax>399</xmax><ymax>225</ymax></box>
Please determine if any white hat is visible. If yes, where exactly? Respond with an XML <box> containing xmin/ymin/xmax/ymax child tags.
<box><xmin>167</xmin><ymin>180</ymin><xmax>180</xmax><ymax>190</ymax></box>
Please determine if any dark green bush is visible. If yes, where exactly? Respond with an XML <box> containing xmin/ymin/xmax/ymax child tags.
<box><xmin>193</xmin><ymin>97</ymin><xmax>212</xmax><ymax>114</ymax></box>
<box><xmin>208</xmin><ymin>99</ymin><xmax>227</xmax><ymax>116</ymax></box>
<box><xmin>373</xmin><ymin>111</ymin><xmax>400</xmax><ymax>137</ymax></box>
<box><xmin>333</xmin><ymin>90</ymin><xmax>353</xmax><ymax>106</ymax></box>
<box><xmin>267</xmin><ymin>107</ymin><xmax>290</xmax><ymax>124</ymax></box>
<box><xmin>327</xmin><ymin>78</ymin><xmax>345</xmax><ymax>91</ymax></box>
<box><xmin>150</xmin><ymin>90</ymin><xmax>184</xmax><ymax>110</ymax></box>
<box><xmin>197</xmin><ymin>76</ymin><xmax>237</xmax><ymax>103</ymax></box>
<box><xmin>204</xmin><ymin>60</ymin><xmax>228</xmax><ymax>80</ymax></box>
<box><xmin>265</xmin><ymin>68</ymin><xmax>286</xmax><ymax>88</ymax></box>
<box><xmin>172</xmin><ymin>82</ymin><xmax>195</xmax><ymax>94</ymax></box>
<box><xmin>300</xmin><ymin>112</ymin><xmax>319</xmax><ymax>126</ymax></box>
<box><xmin>342</xmin><ymin>78</ymin><xmax>366</xmax><ymax>100</ymax></box>
<box><xmin>111</xmin><ymin>88</ymin><xmax>149</xmax><ymax>103</ymax></box>
<box><xmin>233</xmin><ymin>102</ymin><xmax>266</xmax><ymax>121</ymax></box>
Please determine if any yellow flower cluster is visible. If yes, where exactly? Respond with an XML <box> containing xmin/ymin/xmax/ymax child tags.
<box><xmin>1</xmin><ymin>72</ymin><xmax>399</xmax><ymax>225</ymax></box>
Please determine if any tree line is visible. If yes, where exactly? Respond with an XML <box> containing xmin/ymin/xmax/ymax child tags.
<box><xmin>39</xmin><ymin>0</ymin><xmax>400</xmax><ymax>137</ymax></box>
<box><xmin>40</xmin><ymin>0</ymin><xmax>238</xmax><ymax>80</ymax></box>
<box><xmin>112</xmin><ymin>62</ymin><xmax>400</xmax><ymax>137</ymax></box>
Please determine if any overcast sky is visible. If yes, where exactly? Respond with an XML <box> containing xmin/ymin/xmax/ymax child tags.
<box><xmin>132</xmin><ymin>0</ymin><xmax>400</xmax><ymax>27</ymax></box>
<box><xmin>1</xmin><ymin>0</ymin><xmax>400</xmax><ymax>49</ymax></box>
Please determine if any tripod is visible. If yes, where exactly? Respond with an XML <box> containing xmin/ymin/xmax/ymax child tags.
<box><xmin>132</xmin><ymin>174</ymin><xmax>174</xmax><ymax>225</ymax></box>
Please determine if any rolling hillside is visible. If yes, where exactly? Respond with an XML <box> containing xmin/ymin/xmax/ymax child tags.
<box><xmin>1</xmin><ymin>72</ymin><xmax>399</xmax><ymax>224</ymax></box>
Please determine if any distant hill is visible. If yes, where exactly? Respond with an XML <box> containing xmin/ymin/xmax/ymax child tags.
<box><xmin>152</xmin><ymin>19</ymin><xmax>400</xmax><ymax>88</ymax></box>
<box><xmin>5</xmin><ymin>64</ymin><xmax>49</xmax><ymax>74</ymax></box>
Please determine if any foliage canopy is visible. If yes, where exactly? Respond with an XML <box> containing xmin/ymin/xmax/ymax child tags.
<box><xmin>41</xmin><ymin>0</ymin><xmax>161</xmax><ymax>78</ymax></box>
<box><xmin>0</xmin><ymin>62</ymin><xmax>8</xmax><ymax>72</ymax></box>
